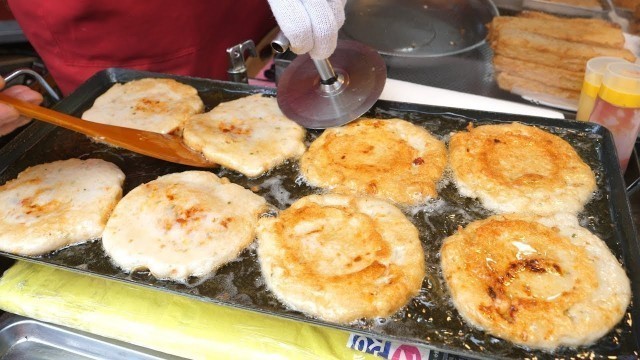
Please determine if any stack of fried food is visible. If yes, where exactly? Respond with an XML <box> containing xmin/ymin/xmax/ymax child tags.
<box><xmin>544</xmin><ymin>0</ymin><xmax>602</xmax><ymax>9</ymax></box>
<box><xmin>488</xmin><ymin>11</ymin><xmax>636</xmax><ymax>102</ymax></box>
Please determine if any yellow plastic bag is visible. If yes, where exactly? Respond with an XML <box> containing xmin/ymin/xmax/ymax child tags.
<box><xmin>0</xmin><ymin>261</ymin><xmax>379</xmax><ymax>360</ymax></box>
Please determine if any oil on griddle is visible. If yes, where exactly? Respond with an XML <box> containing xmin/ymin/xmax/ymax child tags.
<box><xmin>0</xmin><ymin>70</ymin><xmax>636</xmax><ymax>359</ymax></box>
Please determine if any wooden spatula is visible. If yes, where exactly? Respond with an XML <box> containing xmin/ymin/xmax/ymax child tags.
<box><xmin>0</xmin><ymin>93</ymin><xmax>216</xmax><ymax>168</ymax></box>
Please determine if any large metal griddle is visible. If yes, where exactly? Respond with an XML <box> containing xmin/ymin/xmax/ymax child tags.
<box><xmin>0</xmin><ymin>68</ymin><xmax>638</xmax><ymax>359</ymax></box>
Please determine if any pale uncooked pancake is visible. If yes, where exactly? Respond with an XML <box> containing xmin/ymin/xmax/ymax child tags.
<box><xmin>257</xmin><ymin>194</ymin><xmax>425</xmax><ymax>323</ymax></box>
<box><xmin>102</xmin><ymin>171</ymin><xmax>267</xmax><ymax>281</ymax></box>
<box><xmin>300</xmin><ymin>118</ymin><xmax>447</xmax><ymax>205</ymax></box>
<box><xmin>0</xmin><ymin>158</ymin><xmax>125</xmax><ymax>256</ymax></box>
<box><xmin>183</xmin><ymin>94</ymin><xmax>306</xmax><ymax>177</ymax></box>
<box><xmin>449</xmin><ymin>122</ymin><xmax>596</xmax><ymax>215</ymax></box>
<box><xmin>81</xmin><ymin>78</ymin><xmax>204</xmax><ymax>134</ymax></box>
<box><xmin>440</xmin><ymin>213</ymin><xmax>631</xmax><ymax>350</ymax></box>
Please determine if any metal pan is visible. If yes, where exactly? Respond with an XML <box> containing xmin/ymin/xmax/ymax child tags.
<box><xmin>0</xmin><ymin>68</ymin><xmax>638</xmax><ymax>359</ymax></box>
<box><xmin>340</xmin><ymin>0</ymin><xmax>499</xmax><ymax>58</ymax></box>
<box><xmin>0</xmin><ymin>313</ymin><xmax>186</xmax><ymax>360</ymax></box>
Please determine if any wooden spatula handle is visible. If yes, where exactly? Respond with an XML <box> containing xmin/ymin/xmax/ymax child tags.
<box><xmin>0</xmin><ymin>92</ymin><xmax>216</xmax><ymax>168</ymax></box>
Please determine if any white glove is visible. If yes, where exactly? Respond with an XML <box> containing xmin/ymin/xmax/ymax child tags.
<box><xmin>267</xmin><ymin>0</ymin><xmax>346</xmax><ymax>59</ymax></box>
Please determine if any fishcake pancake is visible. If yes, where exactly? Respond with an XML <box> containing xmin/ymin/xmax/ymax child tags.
<box><xmin>257</xmin><ymin>194</ymin><xmax>425</xmax><ymax>323</ymax></box>
<box><xmin>0</xmin><ymin>158</ymin><xmax>125</xmax><ymax>256</ymax></box>
<box><xmin>300</xmin><ymin>118</ymin><xmax>447</xmax><ymax>206</ymax></box>
<box><xmin>183</xmin><ymin>94</ymin><xmax>306</xmax><ymax>177</ymax></box>
<box><xmin>102</xmin><ymin>171</ymin><xmax>267</xmax><ymax>281</ymax></box>
<box><xmin>440</xmin><ymin>214</ymin><xmax>631</xmax><ymax>350</ymax></box>
<box><xmin>81</xmin><ymin>78</ymin><xmax>204</xmax><ymax>134</ymax></box>
<box><xmin>449</xmin><ymin>122</ymin><xmax>596</xmax><ymax>215</ymax></box>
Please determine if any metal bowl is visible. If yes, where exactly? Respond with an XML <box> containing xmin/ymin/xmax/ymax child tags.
<box><xmin>340</xmin><ymin>0</ymin><xmax>499</xmax><ymax>58</ymax></box>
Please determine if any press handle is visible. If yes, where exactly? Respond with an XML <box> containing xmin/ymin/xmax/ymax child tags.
<box><xmin>4</xmin><ymin>68</ymin><xmax>61</xmax><ymax>102</ymax></box>
<box><xmin>271</xmin><ymin>31</ymin><xmax>339</xmax><ymax>86</ymax></box>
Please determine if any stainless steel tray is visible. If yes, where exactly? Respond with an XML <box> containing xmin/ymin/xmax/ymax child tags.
<box><xmin>0</xmin><ymin>313</ymin><xmax>185</xmax><ymax>360</ymax></box>
<box><xmin>0</xmin><ymin>68</ymin><xmax>638</xmax><ymax>359</ymax></box>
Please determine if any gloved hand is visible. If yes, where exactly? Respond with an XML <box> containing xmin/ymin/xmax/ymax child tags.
<box><xmin>267</xmin><ymin>0</ymin><xmax>346</xmax><ymax>60</ymax></box>
<box><xmin>0</xmin><ymin>77</ymin><xmax>43</xmax><ymax>136</ymax></box>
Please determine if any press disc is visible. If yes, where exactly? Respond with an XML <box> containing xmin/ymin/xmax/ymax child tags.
<box><xmin>276</xmin><ymin>40</ymin><xmax>387</xmax><ymax>129</ymax></box>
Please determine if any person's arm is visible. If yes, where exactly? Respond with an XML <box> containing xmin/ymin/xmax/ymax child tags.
<box><xmin>0</xmin><ymin>77</ymin><xmax>44</xmax><ymax>136</ymax></box>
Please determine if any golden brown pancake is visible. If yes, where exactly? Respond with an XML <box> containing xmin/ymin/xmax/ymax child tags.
<box><xmin>449</xmin><ymin>122</ymin><xmax>596</xmax><ymax>215</ymax></box>
<box><xmin>0</xmin><ymin>158</ymin><xmax>125</xmax><ymax>256</ymax></box>
<box><xmin>440</xmin><ymin>213</ymin><xmax>631</xmax><ymax>350</ymax></box>
<box><xmin>300</xmin><ymin>118</ymin><xmax>447</xmax><ymax>206</ymax></box>
<box><xmin>81</xmin><ymin>78</ymin><xmax>204</xmax><ymax>134</ymax></box>
<box><xmin>183</xmin><ymin>94</ymin><xmax>306</xmax><ymax>178</ymax></box>
<box><xmin>102</xmin><ymin>171</ymin><xmax>267</xmax><ymax>281</ymax></box>
<box><xmin>257</xmin><ymin>194</ymin><xmax>425</xmax><ymax>323</ymax></box>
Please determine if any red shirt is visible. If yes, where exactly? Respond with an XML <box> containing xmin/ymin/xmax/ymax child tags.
<box><xmin>8</xmin><ymin>1</ymin><xmax>276</xmax><ymax>95</ymax></box>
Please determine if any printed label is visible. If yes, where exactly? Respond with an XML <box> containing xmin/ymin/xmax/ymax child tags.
<box><xmin>346</xmin><ymin>333</ymin><xmax>473</xmax><ymax>360</ymax></box>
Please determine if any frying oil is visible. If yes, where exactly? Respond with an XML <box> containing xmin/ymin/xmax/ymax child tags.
<box><xmin>35</xmin><ymin>110</ymin><xmax>637</xmax><ymax>358</ymax></box>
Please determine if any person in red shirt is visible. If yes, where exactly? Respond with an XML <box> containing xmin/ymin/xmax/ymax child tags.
<box><xmin>0</xmin><ymin>0</ymin><xmax>346</xmax><ymax>134</ymax></box>
<box><xmin>6</xmin><ymin>0</ymin><xmax>277</xmax><ymax>96</ymax></box>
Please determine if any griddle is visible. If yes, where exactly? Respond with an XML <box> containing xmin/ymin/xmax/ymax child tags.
<box><xmin>0</xmin><ymin>68</ymin><xmax>638</xmax><ymax>359</ymax></box>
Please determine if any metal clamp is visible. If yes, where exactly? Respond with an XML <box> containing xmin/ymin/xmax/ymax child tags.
<box><xmin>5</xmin><ymin>68</ymin><xmax>61</xmax><ymax>102</ymax></box>
<box><xmin>226</xmin><ymin>40</ymin><xmax>257</xmax><ymax>84</ymax></box>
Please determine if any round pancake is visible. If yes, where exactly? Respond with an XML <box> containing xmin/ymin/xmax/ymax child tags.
<box><xmin>102</xmin><ymin>171</ymin><xmax>267</xmax><ymax>281</ymax></box>
<box><xmin>300</xmin><ymin>118</ymin><xmax>447</xmax><ymax>206</ymax></box>
<box><xmin>81</xmin><ymin>78</ymin><xmax>204</xmax><ymax>134</ymax></box>
<box><xmin>449</xmin><ymin>122</ymin><xmax>596</xmax><ymax>215</ymax></box>
<box><xmin>440</xmin><ymin>213</ymin><xmax>631</xmax><ymax>350</ymax></box>
<box><xmin>183</xmin><ymin>94</ymin><xmax>306</xmax><ymax>178</ymax></box>
<box><xmin>257</xmin><ymin>194</ymin><xmax>425</xmax><ymax>323</ymax></box>
<box><xmin>0</xmin><ymin>158</ymin><xmax>125</xmax><ymax>256</ymax></box>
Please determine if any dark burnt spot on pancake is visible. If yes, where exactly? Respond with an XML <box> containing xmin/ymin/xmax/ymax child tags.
<box><xmin>553</xmin><ymin>263</ymin><xmax>563</xmax><ymax>275</ymax></box>
<box><xmin>524</xmin><ymin>259</ymin><xmax>546</xmax><ymax>273</ymax></box>
<box><xmin>174</xmin><ymin>206</ymin><xmax>205</xmax><ymax>227</ymax></box>
<box><xmin>488</xmin><ymin>286</ymin><xmax>497</xmax><ymax>299</ymax></box>
<box><xmin>220</xmin><ymin>216</ymin><xmax>234</xmax><ymax>228</ymax></box>
<box><xmin>361</xmin><ymin>145</ymin><xmax>374</xmax><ymax>154</ymax></box>
<box><xmin>509</xmin><ymin>305</ymin><xmax>518</xmax><ymax>321</ymax></box>
<box><xmin>506</xmin><ymin>258</ymin><xmax>562</xmax><ymax>278</ymax></box>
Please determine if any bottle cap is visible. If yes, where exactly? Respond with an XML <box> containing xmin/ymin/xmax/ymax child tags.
<box><xmin>598</xmin><ymin>62</ymin><xmax>640</xmax><ymax>108</ymax></box>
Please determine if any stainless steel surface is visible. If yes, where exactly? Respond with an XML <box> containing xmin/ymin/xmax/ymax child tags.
<box><xmin>270</xmin><ymin>31</ymin><xmax>290</xmax><ymax>54</ymax></box>
<box><xmin>341</xmin><ymin>0</ymin><xmax>498</xmax><ymax>58</ymax></box>
<box><xmin>276</xmin><ymin>40</ymin><xmax>386</xmax><ymax>128</ymax></box>
<box><xmin>311</xmin><ymin>58</ymin><xmax>337</xmax><ymax>84</ymax></box>
<box><xmin>0</xmin><ymin>313</ymin><xmax>186</xmax><ymax>360</ymax></box>
<box><xmin>492</xmin><ymin>0</ymin><xmax>524</xmax><ymax>11</ymax></box>
<box><xmin>226</xmin><ymin>40</ymin><xmax>256</xmax><ymax>84</ymax></box>
<box><xmin>0</xmin><ymin>21</ymin><xmax>26</xmax><ymax>45</ymax></box>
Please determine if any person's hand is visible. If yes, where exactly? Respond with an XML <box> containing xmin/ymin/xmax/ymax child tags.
<box><xmin>0</xmin><ymin>77</ymin><xmax>43</xmax><ymax>136</ymax></box>
<box><xmin>267</xmin><ymin>0</ymin><xmax>346</xmax><ymax>59</ymax></box>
